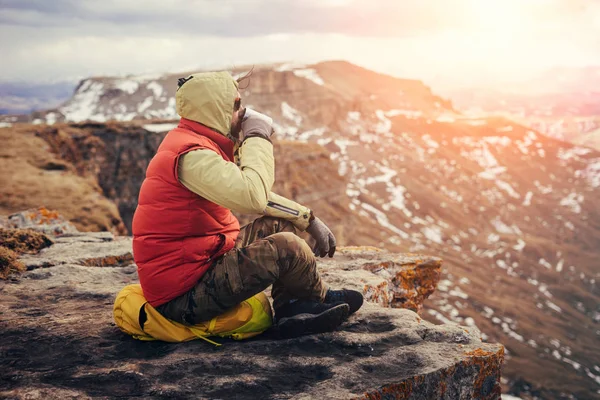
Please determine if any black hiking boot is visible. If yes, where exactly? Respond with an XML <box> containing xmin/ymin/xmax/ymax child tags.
<box><xmin>275</xmin><ymin>300</ymin><xmax>348</xmax><ymax>322</ymax></box>
<box><xmin>276</xmin><ymin>301</ymin><xmax>350</xmax><ymax>339</ymax></box>
<box><xmin>324</xmin><ymin>289</ymin><xmax>364</xmax><ymax>314</ymax></box>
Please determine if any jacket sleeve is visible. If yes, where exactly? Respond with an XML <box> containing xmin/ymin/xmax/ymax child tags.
<box><xmin>264</xmin><ymin>192</ymin><xmax>312</xmax><ymax>231</ymax></box>
<box><xmin>178</xmin><ymin>137</ymin><xmax>275</xmax><ymax>214</ymax></box>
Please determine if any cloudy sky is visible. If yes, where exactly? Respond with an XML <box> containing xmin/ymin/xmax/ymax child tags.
<box><xmin>1</xmin><ymin>0</ymin><xmax>599</xmax><ymax>88</ymax></box>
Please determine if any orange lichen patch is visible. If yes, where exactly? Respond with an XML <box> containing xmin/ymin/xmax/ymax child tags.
<box><xmin>363</xmin><ymin>281</ymin><xmax>391</xmax><ymax>307</ymax></box>
<box><xmin>359</xmin><ymin>375</ymin><xmax>426</xmax><ymax>400</ymax></box>
<box><xmin>357</xmin><ymin>345</ymin><xmax>504</xmax><ymax>400</ymax></box>
<box><xmin>4</xmin><ymin>207</ymin><xmax>81</xmax><ymax>236</ymax></box>
<box><xmin>361</xmin><ymin>257</ymin><xmax>442</xmax><ymax>313</ymax></box>
<box><xmin>438</xmin><ymin>363</ymin><xmax>458</xmax><ymax>397</ymax></box>
<box><xmin>362</xmin><ymin>260</ymin><xmax>405</xmax><ymax>272</ymax></box>
<box><xmin>465</xmin><ymin>348</ymin><xmax>495</xmax><ymax>358</ymax></box>
<box><xmin>467</xmin><ymin>346</ymin><xmax>505</xmax><ymax>399</ymax></box>
<box><xmin>393</xmin><ymin>260</ymin><xmax>442</xmax><ymax>313</ymax></box>
<box><xmin>35</xmin><ymin>207</ymin><xmax>61</xmax><ymax>224</ymax></box>
<box><xmin>82</xmin><ymin>254</ymin><xmax>134</xmax><ymax>268</ymax></box>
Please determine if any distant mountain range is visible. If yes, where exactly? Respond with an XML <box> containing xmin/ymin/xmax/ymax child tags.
<box><xmin>1</xmin><ymin>61</ymin><xmax>599</xmax><ymax>399</ymax></box>
<box><xmin>0</xmin><ymin>81</ymin><xmax>76</xmax><ymax>115</ymax></box>
<box><xmin>509</xmin><ymin>66</ymin><xmax>600</xmax><ymax>95</ymax></box>
<box><xmin>440</xmin><ymin>66</ymin><xmax>600</xmax><ymax>152</ymax></box>
<box><xmin>3</xmin><ymin>64</ymin><xmax>599</xmax><ymax>153</ymax></box>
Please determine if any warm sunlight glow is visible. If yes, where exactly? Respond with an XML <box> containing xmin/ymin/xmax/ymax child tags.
<box><xmin>468</xmin><ymin>0</ymin><xmax>529</xmax><ymax>29</ymax></box>
<box><xmin>2</xmin><ymin>0</ymin><xmax>598</xmax><ymax>87</ymax></box>
<box><xmin>440</xmin><ymin>0</ymin><xmax>544</xmax><ymax>75</ymax></box>
<box><xmin>367</xmin><ymin>0</ymin><xmax>578</xmax><ymax>86</ymax></box>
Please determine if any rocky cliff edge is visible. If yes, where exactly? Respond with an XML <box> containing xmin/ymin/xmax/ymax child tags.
<box><xmin>0</xmin><ymin>210</ymin><xmax>504</xmax><ymax>399</ymax></box>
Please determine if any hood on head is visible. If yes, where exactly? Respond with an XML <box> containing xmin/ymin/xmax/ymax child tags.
<box><xmin>176</xmin><ymin>71</ymin><xmax>239</xmax><ymax>136</ymax></box>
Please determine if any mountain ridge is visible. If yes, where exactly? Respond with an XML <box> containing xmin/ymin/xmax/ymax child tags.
<box><xmin>0</xmin><ymin>60</ymin><xmax>454</xmax><ymax>125</ymax></box>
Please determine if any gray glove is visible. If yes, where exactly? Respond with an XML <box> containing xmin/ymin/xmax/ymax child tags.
<box><xmin>306</xmin><ymin>217</ymin><xmax>336</xmax><ymax>258</ymax></box>
<box><xmin>241</xmin><ymin>108</ymin><xmax>274</xmax><ymax>140</ymax></box>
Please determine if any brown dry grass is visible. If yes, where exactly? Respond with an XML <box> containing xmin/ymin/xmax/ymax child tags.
<box><xmin>0</xmin><ymin>228</ymin><xmax>53</xmax><ymax>254</ymax></box>
<box><xmin>0</xmin><ymin>125</ymin><xmax>124</xmax><ymax>233</ymax></box>
<box><xmin>0</xmin><ymin>246</ymin><xmax>25</xmax><ymax>279</ymax></box>
<box><xmin>0</xmin><ymin>228</ymin><xmax>52</xmax><ymax>279</ymax></box>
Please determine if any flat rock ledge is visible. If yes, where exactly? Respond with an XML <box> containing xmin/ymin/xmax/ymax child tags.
<box><xmin>0</xmin><ymin>232</ymin><xmax>504</xmax><ymax>399</ymax></box>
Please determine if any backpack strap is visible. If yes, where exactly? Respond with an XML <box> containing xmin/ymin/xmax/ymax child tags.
<box><xmin>188</xmin><ymin>324</ymin><xmax>222</xmax><ymax>347</ymax></box>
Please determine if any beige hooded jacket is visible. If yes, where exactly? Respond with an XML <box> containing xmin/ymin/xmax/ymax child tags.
<box><xmin>174</xmin><ymin>71</ymin><xmax>312</xmax><ymax>231</ymax></box>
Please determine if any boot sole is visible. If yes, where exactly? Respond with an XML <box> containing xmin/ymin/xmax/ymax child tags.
<box><xmin>278</xmin><ymin>303</ymin><xmax>350</xmax><ymax>339</ymax></box>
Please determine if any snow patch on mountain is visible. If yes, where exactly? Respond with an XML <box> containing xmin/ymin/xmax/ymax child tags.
<box><xmin>347</xmin><ymin>111</ymin><xmax>361</xmax><ymax>122</ymax></box>
<box><xmin>143</xmin><ymin>122</ymin><xmax>178</xmax><ymax>133</ymax></box>
<box><xmin>146</xmin><ymin>81</ymin><xmax>165</xmax><ymax>99</ymax></box>
<box><xmin>385</xmin><ymin>109</ymin><xmax>423</xmax><ymax>119</ymax></box>
<box><xmin>560</xmin><ymin>192</ymin><xmax>584</xmax><ymax>213</ymax></box>
<box><xmin>137</xmin><ymin>96</ymin><xmax>154</xmax><ymax>113</ymax></box>
<box><xmin>479</xmin><ymin>166</ymin><xmax>507</xmax><ymax>180</ymax></box>
<box><xmin>361</xmin><ymin>203</ymin><xmax>409</xmax><ymax>239</ymax></box>
<box><xmin>274</xmin><ymin>63</ymin><xmax>307</xmax><ymax>72</ymax></box>
<box><xmin>422</xmin><ymin>226</ymin><xmax>443</xmax><ymax>244</ymax></box>
<box><xmin>557</xmin><ymin>146</ymin><xmax>592</xmax><ymax>161</ymax></box>
<box><xmin>297</xmin><ymin>127</ymin><xmax>326</xmax><ymax>141</ymax></box>
<box><xmin>496</xmin><ymin>180</ymin><xmax>520</xmax><ymax>199</ymax></box>
<box><xmin>281</xmin><ymin>102</ymin><xmax>303</xmax><ymax>125</ymax></box>
<box><xmin>115</xmin><ymin>80</ymin><xmax>139</xmax><ymax>94</ymax></box>
<box><xmin>60</xmin><ymin>81</ymin><xmax>106</xmax><ymax>122</ymax></box>
<box><xmin>578</xmin><ymin>159</ymin><xmax>600</xmax><ymax>188</ymax></box>
<box><xmin>292</xmin><ymin>69</ymin><xmax>325</xmax><ymax>86</ymax></box>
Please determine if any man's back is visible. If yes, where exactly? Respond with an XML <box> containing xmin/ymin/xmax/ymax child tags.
<box><xmin>132</xmin><ymin>121</ymin><xmax>239</xmax><ymax>307</ymax></box>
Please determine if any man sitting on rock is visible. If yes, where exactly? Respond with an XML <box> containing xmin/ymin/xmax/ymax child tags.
<box><xmin>132</xmin><ymin>71</ymin><xmax>363</xmax><ymax>338</ymax></box>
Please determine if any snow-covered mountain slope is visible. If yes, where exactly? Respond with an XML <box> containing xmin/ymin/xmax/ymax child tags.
<box><xmin>249</xmin><ymin>79</ymin><xmax>599</xmax><ymax>400</ymax></box>
<box><xmin>5</xmin><ymin>61</ymin><xmax>600</xmax><ymax>399</ymax></box>
<box><xmin>17</xmin><ymin>61</ymin><xmax>453</xmax><ymax>125</ymax></box>
<box><xmin>50</xmin><ymin>73</ymin><xmax>177</xmax><ymax>123</ymax></box>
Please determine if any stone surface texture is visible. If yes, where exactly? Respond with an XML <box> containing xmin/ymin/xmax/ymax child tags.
<box><xmin>0</xmin><ymin>232</ymin><xmax>504</xmax><ymax>399</ymax></box>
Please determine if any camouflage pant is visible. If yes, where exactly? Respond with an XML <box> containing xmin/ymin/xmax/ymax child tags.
<box><xmin>156</xmin><ymin>217</ymin><xmax>328</xmax><ymax>325</ymax></box>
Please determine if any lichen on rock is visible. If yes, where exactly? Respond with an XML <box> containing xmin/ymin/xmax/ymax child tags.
<box><xmin>1</xmin><ymin>207</ymin><xmax>78</xmax><ymax>236</ymax></box>
<box><xmin>319</xmin><ymin>247</ymin><xmax>442</xmax><ymax>314</ymax></box>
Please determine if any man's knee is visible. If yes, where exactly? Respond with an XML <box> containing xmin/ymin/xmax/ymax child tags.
<box><xmin>267</xmin><ymin>232</ymin><xmax>313</xmax><ymax>261</ymax></box>
<box><xmin>253</xmin><ymin>216</ymin><xmax>296</xmax><ymax>234</ymax></box>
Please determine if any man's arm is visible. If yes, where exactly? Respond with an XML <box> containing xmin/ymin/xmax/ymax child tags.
<box><xmin>179</xmin><ymin>147</ymin><xmax>312</xmax><ymax>230</ymax></box>
<box><xmin>264</xmin><ymin>192</ymin><xmax>312</xmax><ymax>231</ymax></box>
<box><xmin>178</xmin><ymin>137</ymin><xmax>275</xmax><ymax>214</ymax></box>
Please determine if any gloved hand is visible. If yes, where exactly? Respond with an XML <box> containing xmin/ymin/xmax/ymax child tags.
<box><xmin>241</xmin><ymin>108</ymin><xmax>274</xmax><ymax>140</ymax></box>
<box><xmin>306</xmin><ymin>217</ymin><xmax>336</xmax><ymax>258</ymax></box>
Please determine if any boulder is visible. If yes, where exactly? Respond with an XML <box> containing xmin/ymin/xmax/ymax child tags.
<box><xmin>0</xmin><ymin>232</ymin><xmax>504</xmax><ymax>399</ymax></box>
<box><xmin>1</xmin><ymin>207</ymin><xmax>79</xmax><ymax>236</ymax></box>
<box><xmin>318</xmin><ymin>246</ymin><xmax>442</xmax><ymax>313</ymax></box>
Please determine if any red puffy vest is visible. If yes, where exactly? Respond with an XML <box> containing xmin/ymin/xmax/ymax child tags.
<box><xmin>132</xmin><ymin>118</ymin><xmax>240</xmax><ymax>307</ymax></box>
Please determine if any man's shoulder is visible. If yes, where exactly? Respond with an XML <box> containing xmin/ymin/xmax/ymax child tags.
<box><xmin>179</xmin><ymin>148</ymin><xmax>222</xmax><ymax>166</ymax></box>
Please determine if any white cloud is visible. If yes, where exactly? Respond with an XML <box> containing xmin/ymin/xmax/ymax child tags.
<box><xmin>0</xmin><ymin>0</ymin><xmax>599</xmax><ymax>83</ymax></box>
